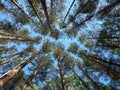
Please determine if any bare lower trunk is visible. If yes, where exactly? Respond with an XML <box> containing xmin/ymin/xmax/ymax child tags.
<box><xmin>0</xmin><ymin>52</ymin><xmax>39</xmax><ymax>87</ymax></box>
<box><xmin>78</xmin><ymin>65</ymin><xmax>100</xmax><ymax>89</ymax></box>
<box><xmin>70</xmin><ymin>67</ymin><xmax>91</xmax><ymax>90</ymax></box>
<box><xmin>67</xmin><ymin>0</ymin><xmax>91</xmax><ymax>25</ymax></box>
<box><xmin>81</xmin><ymin>52</ymin><xmax>120</xmax><ymax>67</ymax></box>
<box><xmin>0</xmin><ymin>35</ymin><xmax>33</xmax><ymax>42</ymax></box>
<box><xmin>63</xmin><ymin>0</ymin><xmax>76</xmax><ymax>23</ymax></box>
<box><xmin>28</xmin><ymin>0</ymin><xmax>44</xmax><ymax>25</ymax></box>
<box><xmin>40</xmin><ymin>0</ymin><xmax>52</xmax><ymax>31</ymax></box>
<box><xmin>57</xmin><ymin>58</ymin><xmax>67</xmax><ymax>90</ymax></box>
<box><xmin>11</xmin><ymin>0</ymin><xmax>40</xmax><ymax>28</ymax></box>
<box><xmin>22</xmin><ymin>62</ymin><xmax>43</xmax><ymax>90</ymax></box>
<box><xmin>73</xmin><ymin>0</ymin><xmax>120</xmax><ymax>29</ymax></box>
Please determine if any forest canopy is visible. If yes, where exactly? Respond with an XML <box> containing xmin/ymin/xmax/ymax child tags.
<box><xmin>0</xmin><ymin>0</ymin><xmax>120</xmax><ymax>90</ymax></box>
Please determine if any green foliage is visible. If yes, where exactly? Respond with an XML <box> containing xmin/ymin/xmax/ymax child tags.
<box><xmin>63</xmin><ymin>56</ymin><xmax>75</xmax><ymax>68</ymax></box>
<box><xmin>78</xmin><ymin>35</ymin><xmax>86</xmax><ymax>43</ymax></box>
<box><xmin>0</xmin><ymin>46</ymin><xmax>8</xmax><ymax>53</ymax></box>
<box><xmin>85</xmin><ymin>41</ymin><xmax>94</xmax><ymax>49</ymax></box>
<box><xmin>42</xmin><ymin>41</ymin><xmax>55</xmax><ymax>53</ymax></box>
<box><xmin>67</xmin><ymin>43</ymin><xmax>79</xmax><ymax>54</ymax></box>
<box><xmin>53</xmin><ymin>47</ymin><xmax>64</xmax><ymax>58</ymax></box>
<box><xmin>50</xmin><ymin>29</ymin><xmax>60</xmax><ymax>39</ymax></box>
<box><xmin>0</xmin><ymin>0</ymin><xmax>120</xmax><ymax>89</ymax></box>
<box><xmin>66</xmin><ymin>29</ymin><xmax>77</xmax><ymax>38</ymax></box>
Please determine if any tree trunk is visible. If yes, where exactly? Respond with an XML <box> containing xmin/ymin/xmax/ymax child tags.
<box><xmin>63</xmin><ymin>0</ymin><xmax>76</xmax><ymax>23</ymax></box>
<box><xmin>0</xmin><ymin>3</ymin><xmax>19</xmax><ymax>19</ymax></box>
<box><xmin>22</xmin><ymin>62</ymin><xmax>43</xmax><ymax>90</ymax></box>
<box><xmin>1</xmin><ymin>51</ymin><xmax>24</xmax><ymax>59</ymax></box>
<box><xmin>57</xmin><ymin>58</ymin><xmax>67</xmax><ymax>90</ymax></box>
<box><xmin>28</xmin><ymin>0</ymin><xmax>44</xmax><ymax>26</ymax></box>
<box><xmin>70</xmin><ymin>66</ymin><xmax>91</xmax><ymax>90</ymax></box>
<box><xmin>11</xmin><ymin>0</ymin><xmax>40</xmax><ymax>28</ymax></box>
<box><xmin>68</xmin><ymin>0</ymin><xmax>91</xmax><ymax>24</ymax></box>
<box><xmin>0</xmin><ymin>35</ymin><xmax>33</xmax><ymax>42</ymax></box>
<box><xmin>72</xmin><ymin>0</ymin><xmax>120</xmax><ymax>29</ymax></box>
<box><xmin>0</xmin><ymin>31</ymin><xmax>13</xmax><ymax>36</ymax></box>
<box><xmin>0</xmin><ymin>52</ymin><xmax>39</xmax><ymax>87</ymax></box>
<box><xmin>40</xmin><ymin>0</ymin><xmax>52</xmax><ymax>31</ymax></box>
<box><xmin>87</xmin><ymin>37</ymin><xmax>120</xmax><ymax>39</ymax></box>
<box><xmin>50</xmin><ymin>0</ymin><xmax>53</xmax><ymax>9</ymax></box>
<box><xmin>81</xmin><ymin>52</ymin><xmax>120</xmax><ymax>67</ymax></box>
<box><xmin>78</xmin><ymin>65</ymin><xmax>100</xmax><ymax>90</ymax></box>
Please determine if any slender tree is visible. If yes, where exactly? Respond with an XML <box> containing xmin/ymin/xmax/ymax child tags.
<box><xmin>40</xmin><ymin>0</ymin><xmax>52</xmax><ymax>31</ymax></box>
<box><xmin>72</xmin><ymin>0</ymin><xmax>120</xmax><ymax>29</ymax></box>
<box><xmin>11</xmin><ymin>0</ymin><xmax>40</xmax><ymax>28</ymax></box>
<box><xmin>28</xmin><ymin>0</ymin><xmax>44</xmax><ymax>26</ymax></box>
<box><xmin>70</xmin><ymin>66</ymin><xmax>91</xmax><ymax>90</ymax></box>
<box><xmin>62</xmin><ymin>0</ymin><xmax>76</xmax><ymax>23</ymax></box>
<box><xmin>0</xmin><ymin>52</ymin><xmax>39</xmax><ymax>87</ymax></box>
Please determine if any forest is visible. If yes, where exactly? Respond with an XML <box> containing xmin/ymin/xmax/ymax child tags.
<box><xmin>0</xmin><ymin>0</ymin><xmax>120</xmax><ymax>90</ymax></box>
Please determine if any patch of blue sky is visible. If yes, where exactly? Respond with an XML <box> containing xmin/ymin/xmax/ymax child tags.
<box><xmin>85</xmin><ymin>18</ymin><xmax>104</xmax><ymax>31</ymax></box>
<box><xmin>94</xmin><ymin>0</ymin><xmax>108</xmax><ymax>15</ymax></box>
<box><xmin>22</xmin><ymin>63</ymin><xmax>33</xmax><ymax>75</ymax></box>
<box><xmin>0</xmin><ymin>12</ymin><xmax>6</xmax><ymax>21</ymax></box>
<box><xmin>7</xmin><ymin>42</ymin><xmax>27</xmax><ymax>52</ymax></box>
<box><xmin>99</xmin><ymin>74</ymin><xmax>111</xmax><ymax>85</ymax></box>
<box><xmin>17</xmin><ymin>0</ymin><xmax>30</xmax><ymax>15</ymax></box>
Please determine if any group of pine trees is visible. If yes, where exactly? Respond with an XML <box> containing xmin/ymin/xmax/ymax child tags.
<box><xmin>0</xmin><ymin>0</ymin><xmax>120</xmax><ymax>90</ymax></box>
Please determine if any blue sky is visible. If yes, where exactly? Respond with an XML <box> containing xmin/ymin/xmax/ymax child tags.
<box><xmin>0</xmin><ymin>0</ymin><xmax>119</xmax><ymax>88</ymax></box>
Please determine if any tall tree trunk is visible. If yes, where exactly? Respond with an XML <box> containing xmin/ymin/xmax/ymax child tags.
<box><xmin>0</xmin><ymin>52</ymin><xmax>39</xmax><ymax>87</ymax></box>
<box><xmin>50</xmin><ymin>0</ymin><xmax>53</xmax><ymax>9</ymax></box>
<box><xmin>95</xmin><ymin>44</ymin><xmax>120</xmax><ymax>49</ymax></box>
<box><xmin>63</xmin><ymin>0</ymin><xmax>76</xmax><ymax>23</ymax></box>
<box><xmin>70</xmin><ymin>66</ymin><xmax>91</xmax><ymax>90</ymax></box>
<box><xmin>87</xmin><ymin>57</ymin><xmax>120</xmax><ymax>79</ymax></box>
<box><xmin>0</xmin><ymin>31</ymin><xmax>13</xmax><ymax>36</ymax></box>
<box><xmin>78</xmin><ymin>65</ymin><xmax>100</xmax><ymax>90</ymax></box>
<box><xmin>22</xmin><ymin>62</ymin><xmax>44</xmax><ymax>90</ymax></box>
<box><xmin>0</xmin><ymin>3</ymin><xmax>19</xmax><ymax>19</ymax></box>
<box><xmin>72</xmin><ymin>0</ymin><xmax>120</xmax><ymax>29</ymax></box>
<box><xmin>81</xmin><ymin>52</ymin><xmax>120</xmax><ymax>67</ymax></box>
<box><xmin>28</xmin><ymin>0</ymin><xmax>44</xmax><ymax>26</ymax></box>
<box><xmin>1</xmin><ymin>50</ymin><xmax>24</xmax><ymax>59</ymax></box>
<box><xmin>40</xmin><ymin>0</ymin><xmax>52</xmax><ymax>31</ymax></box>
<box><xmin>11</xmin><ymin>0</ymin><xmax>40</xmax><ymax>28</ymax></box>
<box><xmin>0</xmin><ymin>35</ymin><xmax>33</xmax><ymax>42</ymax></box>
<box><xmin>0</xmin><ymin>55</ymin><xmax>20</xmax><ymax>67</ymax></box>
<box><xmin>57</xmin><ymin>58</ymin><xmax>67</xmax><ymax>90</ymax></box>
<box><xmin>87</xmin><ymin>37</ymin><xmax>120</xmax><ymax>39</ymax></box>
<box><xmin>67</xmin><ymin>0</ymin><xmax>91</xmax><ymax>25</ymax></box>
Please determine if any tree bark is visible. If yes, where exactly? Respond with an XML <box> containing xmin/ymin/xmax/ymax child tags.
<box><xmin>0</xmin><ymin>31</ymin><xmax>13</xmax><ymax>36</ymax></box>
<box><xmin>63</xmin><ymin>0</ymin><xmax>76</xmax><ymax>23</ymax></box>
<box><xmin>57</xmin><ymin>57</ymin><xmax>67</xmax><ymax>90</ymax></box>
<box><xmin>72</xmin><ymin>0</ymin><xmax>120</xmax><ymax>29</ymax></box>
<box><xmin>78</xmin><ymin>65</ymin><xmax>100</xmax><ymax>89</ymax></box>
<box><xmin>68</xmin><ymin>0</ymin><xmax>91</xmax><ymax>24</ymax></box>
<box><xmin>22</xmin><ymin>62</ymin><xmax>44</xmax><ymax>90</ymax></box>
<box><xmin>70</xmin><ymin>66</ymin><xmax>91</xmax><ymax>90</ymax></box>
<box><xmin>0</xmin><ymin>52</ymin><xmax>39</xmax><ymax>87</ymax></box>
<box><xmin>0</xmin><ymin>35</ymin><xmax>33</xmax><ymax>42</ymax></box>
<box><xmin>11</xmin><ymin>0</ymin><xmax>40</xmax><ymax>28</ymax></box>
<box><xmin>28</xmin><ymin>0</ymin><xmax>44</xmax><ymax>26</ymax></box>
<box><xmin>81</xmin><ymin>52</ymin><xmax>120</xmax><ymax>67</ymax></box>
<box><xmin>1</xmin><ymin>51</ymin><xmax>24</xmax><ymax>59</ymax></box>
<box><xmin>87</xmin><ymin>37</ymin><xmax>120</xmax><ymax>39</ymax></box>
<box><xmin>40</xmin><ymin>0</ymin><xmax>52</xmax><ymax>31</ymax></box>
